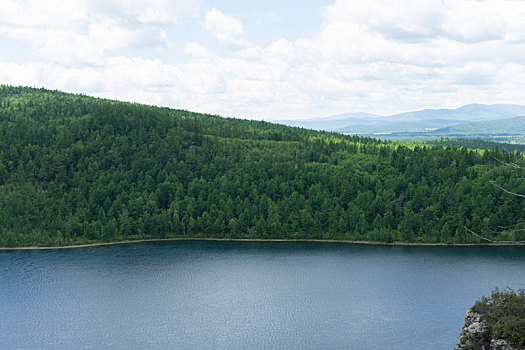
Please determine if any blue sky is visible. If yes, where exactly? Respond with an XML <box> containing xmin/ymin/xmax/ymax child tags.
<box><xmin>1</xmin><ymin>0</ymin><xmax>524</xmax><ymax>119</ymax></box>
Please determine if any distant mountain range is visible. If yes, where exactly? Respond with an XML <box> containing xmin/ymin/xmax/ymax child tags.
<box><xmin>274</xmin><ymin>104</ymin><xmax>525</xmax><ymax>136</ymax></box>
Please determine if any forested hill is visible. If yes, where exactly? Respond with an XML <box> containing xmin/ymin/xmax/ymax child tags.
<box><xmin>1</xmin><ymin>86</ymin><xmax>524</xmax><ymax>247</ymax></box>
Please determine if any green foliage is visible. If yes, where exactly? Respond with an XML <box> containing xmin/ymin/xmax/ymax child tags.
<box><xmin>0</xmin><ymin>85</ymin><xmax>525</xmax><ymax>247</ymax></box>
<box><xmin>472</xmin><ymin>288</ymin><xmax>525</xmax><ymax>348</ymax></box>
<box><xmin>429</xmin><ymin>138</ymin><xmax>525</xmax><ymax>153</ymax></box>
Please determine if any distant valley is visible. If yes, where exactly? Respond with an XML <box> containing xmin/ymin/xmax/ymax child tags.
<box><xmin>274</xmin><ymin>104</ymin><xmax>525</xmax><ymax>143</ymax></box>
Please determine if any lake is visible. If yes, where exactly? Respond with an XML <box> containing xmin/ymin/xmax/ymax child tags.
<box><xmin>1</xmin><ymin>241</ymin><xmax>525</xmax><ymax>349</ymax></box>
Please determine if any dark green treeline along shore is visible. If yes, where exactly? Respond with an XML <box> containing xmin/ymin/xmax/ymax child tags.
<box><xmin>1</xmin><ymin>85</ymin><xmax>525</xmax><ymax>247</ymax></box>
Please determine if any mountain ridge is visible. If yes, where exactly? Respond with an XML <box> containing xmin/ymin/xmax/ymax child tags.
<box><xmin>274</xmin><ymin>104</ymin><xmax>525</xmax><ymax>134</ymax></box>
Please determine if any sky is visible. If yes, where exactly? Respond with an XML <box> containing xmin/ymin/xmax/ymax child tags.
<box><xmin>0</xmin><ymin>0</ymin><xmax>524</xmax><ymax>120</ymax></box>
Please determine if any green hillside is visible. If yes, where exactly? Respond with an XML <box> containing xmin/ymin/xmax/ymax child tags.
<box><xmin>1</xmin><ymin>86</ymin><xmax>524</xmax><ymax>247</ymax></box>
<box><xmin>428</xmin><ymin>138</ymin><xmax>525</xmax><ymax>153</ymax></box>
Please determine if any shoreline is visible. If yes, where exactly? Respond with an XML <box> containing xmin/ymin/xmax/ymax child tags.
<box><xmin>1</xmin><ymin>237</ymin><xmax>523</xmax><ymax>251</ymax></box>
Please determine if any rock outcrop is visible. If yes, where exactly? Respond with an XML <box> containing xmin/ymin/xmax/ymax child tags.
<box><xmin>456</xmin><ymin>308</ymin><xmax>520</xmax><ymax>350</ymax></box>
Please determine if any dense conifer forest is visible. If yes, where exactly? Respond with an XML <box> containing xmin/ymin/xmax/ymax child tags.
<box><xmin>0</xmin><ymin>85</ymin><xmax>524</xmax><ymax>247</ymax></box>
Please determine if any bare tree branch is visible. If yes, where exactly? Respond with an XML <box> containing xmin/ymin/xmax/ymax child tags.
<box><xmin>489</xmin><ymin>180</ymin><xmax>525</xmax><ymax>198</ymax></box>
<box><xmin>494</xmin><ymin>157</ymin><xmax>525</xmax><ymax>169</ymax></box>
<box><xmin>488</xmin><ymin>228</ymin><xmax>525</xmax><ymax>234</ymax></box>
<box><xmin>468</xmin><ymin>157</ymin><xmax>525</xmax><ymax>244</ymax></box>
<box><xmin>466</xmin><ymin>228</ymin><xmax>525</xmax><ymax>244</ymax></box>
<box><xmin>498</xmin><ymin>222</ymin><xmax>525</xmax><ymax>229</ymax></box>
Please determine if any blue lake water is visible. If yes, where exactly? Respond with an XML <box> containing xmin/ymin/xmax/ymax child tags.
<box><xmin>1</xmin><ymin>241</ymin><xmax>525</xmax><ymax>349</ymax></box>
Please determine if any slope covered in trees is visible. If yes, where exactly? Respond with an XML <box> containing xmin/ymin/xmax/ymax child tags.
<box><xmin>0</xmin><ymin>86</ymin><xmax>524</xmax><ymax>247</ymax></box>
<box><xmin>428</xmin><ymin>138</ymin><xmax>525</xmax><ymax>153</ymax></box>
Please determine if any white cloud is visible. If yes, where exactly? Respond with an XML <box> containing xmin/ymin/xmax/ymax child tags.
<box><xmin>184</xmin><ymin>42</ymin><xmax>212</xmax><ymax>59</ymax></box>
<box><xmin>0</xmin><ymin>22</ymin><xmax>161</xmax><ymax>66</ymax></box>
<box><xmin>0</xmin><ymin>61</ymin><xmax>43</xmax><ymax>87</ymax></box>
<box><xmin>0</xmin><ymin>0</ymin><xmax>200</xmax><ymax>66</ymax></box>
<box><xmin>110</xmin><ymin>0</ymin><xmax>203</xmax><ymax>24</ymax></box>
<box><xmin>203</xmin><ymin>8</ymin><xmax>250</xmax><ymax>48</ymax></box>
<box><xmin>0</xmin><ymin>0</ymin><xmax>524</xmax><ymax>119</ymax></box>
<box><xmin>0</xmin><ymin>0</ymin><xmax>89</xmax><ymax>28</ymax></box>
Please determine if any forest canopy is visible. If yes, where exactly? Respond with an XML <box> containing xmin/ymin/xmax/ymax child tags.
<box><xmin>0</xmin><ymin>85</ymin><xmax>524</xmax><ymax>247</ymax></box>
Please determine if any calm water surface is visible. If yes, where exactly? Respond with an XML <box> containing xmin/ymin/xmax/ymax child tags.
<box><xmin>1</xmin><ymin>241</ymin><xmax>525</xmax><ymax>349</ymax></box>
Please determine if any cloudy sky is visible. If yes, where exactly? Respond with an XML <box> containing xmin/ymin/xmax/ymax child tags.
<box><xmin>1</xmin><ymin>0</ymin><xmax>524</xmax><ymax>119</ymax></box>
